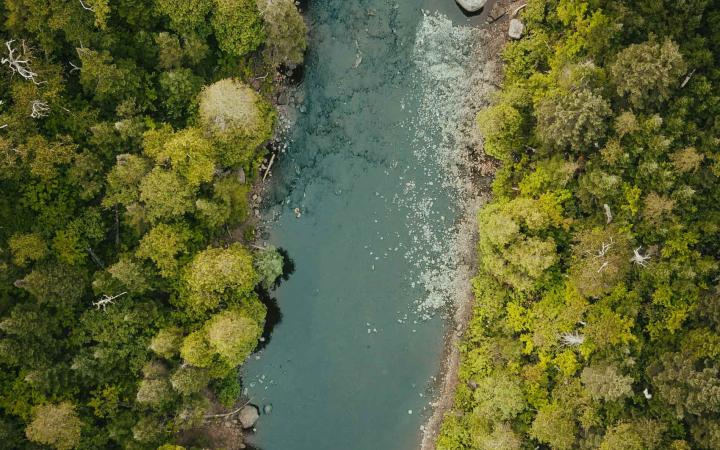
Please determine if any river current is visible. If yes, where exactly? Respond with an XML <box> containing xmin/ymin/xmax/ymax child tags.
<box><xmin>243</xmin><ymin>1</ymin><xmax>487</xmax><ymax>449</ymax></box>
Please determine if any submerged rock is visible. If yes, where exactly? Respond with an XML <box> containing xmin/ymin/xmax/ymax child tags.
<box><xmin>455</xmin><ymin>0</ymin><xmax>486</xmax><ymax>12</ymax></box>
<box><xmin>263</xmin><ymin>404</ymin><xmax>273</xmax><ymax>415</ymax></box>
<box><xmin>508</xmin><ymin>19</ymin><xmax>525</xmax><ymax>39</ymax></box>
<box><xmin>239</xmin><ymin>404</ymin><xmax>260</xmax><ymax>429</ymax></box>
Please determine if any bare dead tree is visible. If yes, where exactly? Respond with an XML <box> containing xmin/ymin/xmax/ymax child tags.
<box><xmin>114</xmin><ymin>205</ymin><xmax>120</xmax><ymax>248</ymax></box>
<box><xmin>2</xmin><ymin>40</ymin><xmax>45</xmax><ymax>85</ymax></box>
<box><xmin>262</xmin><ymin>153</ymin><xmax>275</xmax><ymax>182</ymax></box>
<box><xmin>203</xmin><ymin>399</ymin><xmax>251</xmax><ymax>419</ymax></box>
<box><xmin>681</xmin><ymin>69</ymin><xmax>696</xmax><ymax>88</ymax></box>
<box><xmin>560</xmin><ymin>331</ymin><xmax>585</xmax><ymax>346</ymax></box>
<box><xmin>597</xmin><ymin>261</ymin><xmax>609</xmax><ymax>273</ymax></box>
<box><xmin>592</xmin><ymin>238</ymin><xmax>613</xmax><ymax>259</ymax></box>
<box><xmin>603</xmin><ymin>203</ymin><xmax>613</xmax><ymax>224</ymax></box>
<box><xmin>30</xmin><ymin>100</ymin><xmax>50</xmax><ymax>119</ymax></box>
<box><xmin>69</xmin><ymin>61</ymin><xmax>81</xmax><ymax>73</ymax></box>
<box><xmin>79</xmin><ymin>0</ymin><xmax>95</xmax><ymax>12</ymax></box>
<box><xmin>87</xmin><ymin>247</ymin><xmax>105</xmax><ymax>268</ymax></box>
<box><xmin>92</xmin><ymin>292</ymin><xmax>127</xmax><ymax>311</ymax></box>
<box><xmin>630</xmin><ymin>246</ymin><xmax>651</xmax><ymax>267</ymax></box>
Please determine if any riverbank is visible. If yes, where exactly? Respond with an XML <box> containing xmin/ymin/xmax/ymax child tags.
<box><xmin>420</xmin><ymin>1</ymin><xmax>521</xmax><ymax>448</ymax></box>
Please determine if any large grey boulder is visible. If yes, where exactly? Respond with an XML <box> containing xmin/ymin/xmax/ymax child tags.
<box><xmin>239</xmin><ymin>404</ymin><xmax>260</xmax><ymax>429</ymax></box>
<box><xmin>455</xmin><ymin>0</ymin><xmax>487</xmax><ymax>13</ymax></box>
<box><xmin>508</xmin><ymin>19</ymin><xmax>525</xmax><ymax>39</ymax></box>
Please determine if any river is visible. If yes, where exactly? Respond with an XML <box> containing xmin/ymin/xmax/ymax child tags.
<box><xmin>243</xmin><ymin>1</ymin><xmax>488</xmax><ymax>449</ymax></box>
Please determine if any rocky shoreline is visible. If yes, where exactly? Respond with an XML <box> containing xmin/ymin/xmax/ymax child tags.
<box><xmin>419</xmin><ymin>1</ymin><xmax>522</xmax><ymax>448</ymax></box>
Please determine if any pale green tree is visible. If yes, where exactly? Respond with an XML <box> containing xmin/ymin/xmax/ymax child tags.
<box><xmin>198</xmin><ymin>78</ymin><xmax>274</xmax><ymax>167</ymax></box>
<box><xmin>472</xmin><ymin>372</ymin><xmax>526</xmax><ymax>421</ymax></box>
<box><xmin>530</xmin><ymin>402</ymin><xmax>577</xmax><ymax>450</ymax></box>
<box><xmin>211</xmin><ymin>0</ymin><xmax>265</xmax><ymax>57</ymax></box>
<box><xmin>180</xmin><ymin>330</ymin><xmax>214</xmax><ymax>368</ymax></box>
<box><xmin>477</xmin><ymin>102</ymin><xmax>524</xmax><ymax>162</ymax></box>
<box><xmin>205</xmin><ymin>309</ymin><xmax>262</xmax><ymax>366</ymax></box>
<box><xmin>144</xmin><ymin>127</ymin><xmax>216</xmax><ymax>187</ymax></box>
<box><xmin>136</xmin><ymin>378</ymin><xmax>174</xmax><ymax>407</ymax></box>
<box><xmin>610</xmin><ymin>40</ymin><xmax>686</xmax><ymax>108</ymax></box>
<box><xmin>691</xmin><ymin>419</ymin><xmax>720</xmax><ymax>450</ymax></box>
<box><xmin>139</xmin><ymin>167</ymin><xmax>196</xmax><ymax>222</ymax></box>
<box><xmin>132</xmin><ymin>415</ymin><xmax>164</xmax><ymax>443</ymax></box>
<box><xmin>156</xmin><ymin>0</ymin><xmax>212</xmax><ymax>35</ymax></box>
<box><xmin>107</xmin><ymin>256</ymin><xmax>151</xmax><ymax>294</ymax></box>
<box><xmin>475</xmin><ymin>422</ymin><xmax>521</xmax><ymax>450</ymax></box>
<box><xmin>102</xmin><ymin>154</ymin><xmax>151</xmax><ymax>207</ymax></box>
<box><xmin>170</xmin><ymin>366</ymin><xmax>211</xmax><ymax>395</ymax></box>
<box><xmin>77</xmin><ymin>48</ymin><xmax>142</xmax><ymax>104</ymax></box>
<box><xmin>257</xmin><ymin>0</ymin><xmax>307</xmax><ymax>68</ymax></box>
<box><xmin>254</xmin><ymin>245</ymin><xmax>284</xmax><ymax>289</ymax></box>
<box><xmin>536</xmin><ymin>87</ymin><xmax>612</xmax><ymax>151</ymax></box>
<box><xmin>182</xmin><ymin>244</ymin><xmax>257</xmax><ymax>312</ymax></box>
<box><xmin>8</xmin><ymin>232</ymin><xmax>47</xmax><ymax>267</ymax></box>
<box><xmin>581</xmin><ymin>364</ymin><xmax>633</xmax><ymax>401</ymax></box>
<box><xmin>670</xmin><ymin>147</ymin><xmax>704</xmax><ymax>173</ymax></box>
<box><xmin>14</xmin><ymin>263</ymin><xmax>86</xmax><ymax>305</ymax></box>
<box><xmin>142</xmin><ymin>360</ymin><xmax>169</xmax><ymax>379</ymax></box>
<box><xmin>478</xmin><ymin>199</ymin><xmax>560</xmax><ymax>292</ymax></box>
<box><xmin>136</xmin><ymin>223</ymin><xmax>193</xmax><ymax>278</ymax></box>
<box><xmin>599</xmin><ymin>420</ymin><xmax>665</xmax><ymax>450</ymax></box>
<box><xmin>155</xmin><ymin>32</ymin><xmax>183</xmax><ymax>70</ymax></box>
<box><xmin>25</xmin><ymin>402</ymin><xmax>82</xmax><ymax>450</ymax></box>
<box><xmin>159</xmin><ymin>69</ymin><xmax>203</xmax><ymax>123</ymax></box>
<box><xmin>649</xmin><ymin>352</ymin><xmax>720</xmax><ymax>418</ymax></box>
<box><xmin>150</xmin><ymin>327</ymin><xmax>184</xmax><ymax>359</ymax></box>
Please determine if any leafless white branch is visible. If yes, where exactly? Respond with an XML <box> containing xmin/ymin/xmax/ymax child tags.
<box><xmin>1</xmin><ymin>40</ymin><xmax>45</xmax><ymax>85</ymax></box>
<box><xmin>603</xmin><ymin>203</ymin><xmax>613</xmax><ymax>224</ymax></box>
<box><xmin>30</xmin><ymin>100</ymin><xmax>49</xmax><ymax>118</ymax></box>
<box><xmin>597</xmin><ymin>261</ymin><xmax>609</xmax><ymax>273</ymax></box>
<box><xmin>630</xmin><ymin>246</ymin><xmax>651</xmax><ymax>267</ymax></box>
<box><xmin>560</xmin><ymin>331</ymin><xmax>585</xmax><ymax>346</ymax></box>
<box><xmin>92</xmin><ymin>292</ymin><xmax>127</xmax><ymax>311</ymax></box>
<box><xmin>79</xmin><ymin>0</ymin><xmax>95</xmax><ymax>12</ymax></box>
<box><xmin>681</xmin><ymin>69</ymin><xmax>696</xmax><ymax>88</ymax></box>
<box><xmin>593</xmin><ymin>238</ymin><xmax>614</xmax><ymax>259</ymax></box>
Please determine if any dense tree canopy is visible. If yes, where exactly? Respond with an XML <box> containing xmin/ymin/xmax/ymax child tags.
<box><xmin>438</xmin><ymin>0</ymin><xmax>720</xmax><ymax>449</ymax></box>
<box><xmin>0</xmin><ymin>0</ymin><xmax>305</xmax><ymax>447</ymax></box>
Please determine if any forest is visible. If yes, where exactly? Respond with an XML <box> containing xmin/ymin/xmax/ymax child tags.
<box><xmin>437</xmin><ymin>0</ymin><xmax>720</xmax><ymax>448</ymax></box>
<box><xmin>0</xmin><ymin>0</ymin><xmax>306</xmax><ymax>448</ymax></box>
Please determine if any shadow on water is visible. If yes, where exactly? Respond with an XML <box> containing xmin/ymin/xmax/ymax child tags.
<box><xmin>276</xmin><ymin>247</ymin><xmax>295</xmax><ymax>282</ymax></box>
<box><xmin>252</xmin><ymin>247</ymin><xmax>294</xmax><ymax>352</ymax></box>
<box><xmin>279</xmin><ymin>63</ymin><xmax>305</xmax><ymax>84</ymax></box>
<box><xmin>255</xmin><ymin>292</ymin><xmax>282</xmax><ymax>352</ymax></box>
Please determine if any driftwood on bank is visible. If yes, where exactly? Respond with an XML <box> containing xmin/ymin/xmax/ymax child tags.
<box><xmin>203</xmin><ymin>399</ymin><xmax>251</xmax><ymax>419</ymax></box>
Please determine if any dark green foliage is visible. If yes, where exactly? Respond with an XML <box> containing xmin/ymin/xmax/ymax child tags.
<box><xmin>439</xmin><ymin>0</ymin><xmax>720</xmax><ymax>449</ymax></box>
<box><xmin>0</xmin><ymin>0</ymin><xmax>304</xmax><ymax>447</ymax></box>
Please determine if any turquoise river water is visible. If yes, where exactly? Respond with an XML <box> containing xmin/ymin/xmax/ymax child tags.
<box><xmin>243</xmin><ymin>1</ymin><xmax>486</xmax><ymax>449</ymax></box>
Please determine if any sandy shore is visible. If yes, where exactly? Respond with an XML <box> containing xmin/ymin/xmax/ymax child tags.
<box><xmin>419</xmin><ymin>2</ymin><xmax>520</xmax><ymax>448</ymax></box>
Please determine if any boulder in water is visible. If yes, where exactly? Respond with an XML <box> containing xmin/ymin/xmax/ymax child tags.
<box><xmin>239</xmin><ymin>404</ymin><xmax>260</xmax><ymax>429</ymax></box>
<box><xmin>508</xmin><ymin>19</ymin><xmax>525</xmax><ymax>39</ymax></box>
<box><xmin>455</xmin><ymin>0</ymin><xmax>486</xmax><ymax>13</ymax></box>
<box><xmin>263</xmin><ymin>404</ymin><xmax>273</xmax><ymax>415</ymax></box>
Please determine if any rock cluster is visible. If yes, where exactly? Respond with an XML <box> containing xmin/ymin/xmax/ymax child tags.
<box><xmin>508</xmin><ymin>19</ymin><xmax>525</xmax><ymax>39</ymax></box>
<box><xmin>455</xmin><ymin>0</ymin><xmax>486</xmax><ymax>13</ymax></box>
<box><xmin>239</xmin><ymin>404</ymin><xmax>260</xmax><ymax>429</ymax></box>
